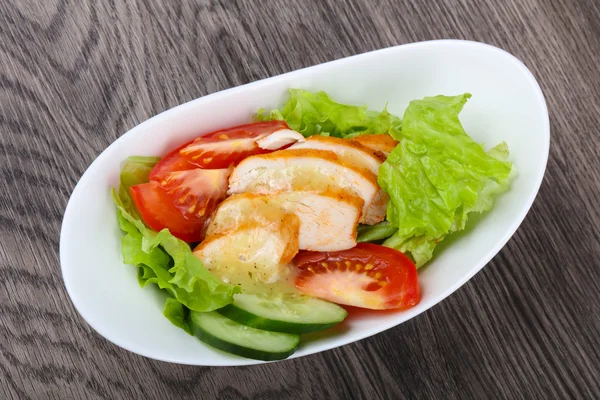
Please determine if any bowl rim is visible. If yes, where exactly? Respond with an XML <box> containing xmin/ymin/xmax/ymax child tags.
<box><xmin>59</xmin><ymin>39</ymin><xmax>550</xmax><ymax>366</ymax></box>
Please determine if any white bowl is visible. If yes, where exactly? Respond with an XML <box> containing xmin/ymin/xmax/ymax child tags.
<box><xmin>60</xmin><ymin>40</ymin><xmax>549</xmax><ymax>366</ymax></box>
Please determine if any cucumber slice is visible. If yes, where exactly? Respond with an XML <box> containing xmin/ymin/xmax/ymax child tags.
<box><xmin>218</xmin><ymin>293</ymin><xmax>348</xmax><ymax>334</ymax></box>
<box><xmin>189</xmin><ymin>311</ymin><xmax>300</xmax><ymax>361</ymax></box>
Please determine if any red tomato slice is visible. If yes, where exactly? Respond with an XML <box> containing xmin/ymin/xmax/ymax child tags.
<box><xmin>179</xmin><ymin>120</ymin><xmax>290</xmax><ymax>169</ymax></box>
<box><xmin>130</xmin><ymin>168</ymin><xmax>231</xmax><ymax>242</ymax></box>
<box><xmin>294</xmin><ymin>243</ymin><xmax>421</xmax><ymax>310</ymax></box>
<box><xmin>148</xmin><ymin>142</ymin><xmax>198</xmax><ymax>181</ymax></box>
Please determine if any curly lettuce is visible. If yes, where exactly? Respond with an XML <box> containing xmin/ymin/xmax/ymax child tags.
<box><xmin>255</xmin><ymin>89</ymin><xmax>402</xmax><ymax>138</ymax></box>
<box><xmin>378</xmin><ymin>94</ymin><xmax>514</xmax><ymax>267</ymax></box>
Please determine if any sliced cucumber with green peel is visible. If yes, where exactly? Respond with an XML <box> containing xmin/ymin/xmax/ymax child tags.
<box><xmin>218</xmin><ymin>293</ymin><xmax>348</xmax><ymax>334</ymax></box>
<box><xmin>189</xmin><ymin>311</ymin><xmax>300</xmax><ymax>361</ymax></box>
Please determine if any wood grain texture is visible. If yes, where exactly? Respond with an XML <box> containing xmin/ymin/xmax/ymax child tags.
<box><xmin>1</xmin><ymin>0</ymin><xmax>599</xmax><ymax>398</ymax></box>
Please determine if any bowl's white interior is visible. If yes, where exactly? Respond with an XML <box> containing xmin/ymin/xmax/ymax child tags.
<box><xmin>60</xmin><ymin>40</ymin><xmax>549</xmax><ymax>366</ymax></box>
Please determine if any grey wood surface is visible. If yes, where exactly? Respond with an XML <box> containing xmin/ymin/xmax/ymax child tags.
<box><xmin>1</xmin><ymin>0</ymin><xmax>599</xmax><ymax>399</ymax></box>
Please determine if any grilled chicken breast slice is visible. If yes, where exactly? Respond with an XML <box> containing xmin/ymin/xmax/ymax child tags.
<box><xmin>291</xmin><ymin>135</ymin><xmax>385</xmax><ymax>173</ymax></box>
<box><xmin>271</xmin><ymin>188</ymin><xmax>363</xmax><ymax>251</ymax></box>
<box><xmin>193</xmin><ymin>196</ymin><xmax>300</xmax><ymax>285</ymax></box>
<box><xmin>229</xmin><ymin>149</ymin><xmax>377</xmax><ymax>223</ymax></box>
<box><xmin>290</xmin><ymin>136</ymin><xmax>388</xmax><ymax>224</ymax></box>
<box><xmin>350</xmin><ymin>134</ymin><xmax>399</xmax><ymax>157</ymax></box>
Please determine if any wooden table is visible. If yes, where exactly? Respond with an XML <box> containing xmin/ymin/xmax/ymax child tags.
<box><xmin>1</xmin><ymin>1</ymin><xmax>599</xmax><ymax>398</ymax></box>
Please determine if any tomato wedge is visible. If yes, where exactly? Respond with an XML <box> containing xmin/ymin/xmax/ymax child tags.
<box><xmin>130</xmin><ymin>168</ymin><xmax>231</xmax><ymax>242</ymax></box>
<box><xmin>293</xmin><ymin>243</ymin><xmax>420</xmax><ymax>310</ymax></box>
<box><xmin>148</xmin><ymin>142</ymin><xmax>198</xmax><ymax>181</ymax></box>
<box><xmin>179</xmin><ymin>120</ymin><xmax>290</xmax><ymax>169</ymax></box>
<box><xmin>148</xmin><ymin>120</ymin><xmax>291</xmax><ymax>179</ymax></box>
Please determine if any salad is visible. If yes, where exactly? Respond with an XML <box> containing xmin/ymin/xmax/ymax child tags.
<box><xmin>112</xmin><ymin>89</ymin><xmax>514</xmax><ymax>361</ymax></box>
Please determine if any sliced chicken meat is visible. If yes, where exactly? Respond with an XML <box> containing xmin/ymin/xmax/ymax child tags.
<box><xmin>193</xmin><ymin>195</ymin><xmax>300</xmax><ymax>286</ymax></box>
<box><xmin>194</xmin><ymin>185</ymin><xmax>363</xmax><ymax>287</ymax></box>
<box><xmin>211</xmin><ymin>189</ymin><xmax>363</xmax><ymax>252</ymax></box>
<box><xmin>256</xmin><ymin>129</ymin><xmax>305</xmax><ymax>150</ymax></box>
<box><xmin>290</xmin><ymin>136</ymin><xmax>388</xmax><ymax>224</ymax></box>
<box><xmin>193</xmin><ymin>226</ymin><xmax>298</xmax><ymax>289</ymax></box>
<box><xmin>269</xmin><ymin>188</ymin><xmax>363</xmax><ymax>252</ymax></box>
<box><xmin>350</xmin><ymin>134</ymin><xmax>399</xmax><ymax>157</ymax></box>
<box><xmin>204</xmin><ymin>192</ymin><xmax>299</xmax><ymax>245</ymax></box>
<box><xmin>290</xmin><ymin>135</ymin><xmax>385</xmax><ymax>174</ymax></box>
<box><xmin>229</xmin><ymin>148</ymin><xmax>378</xmax><ymax>224</ymax></box>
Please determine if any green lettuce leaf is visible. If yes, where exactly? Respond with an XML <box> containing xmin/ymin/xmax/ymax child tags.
<box><xmin>255</xmin><ymin>89</ymin><xmax>402</xmax><ymax>138</ymax></box>
<box><xmin>163</xmin><ymin>297</ymin><xmax>191</xmax><ymax>335</ymax></box>
<box><xmin>117</xmin><ymin>156</ymin><xmax>161</xmax><ymax>219</ymax></box>
<box><xmin>112</xmin><ymin>157</ymin><xmax>239</xmax><ymax>314</ymax></box>
<box><xmin>378</xmin><ymin>94</ymin><xmax>514</xmax><ymax>267</ymax></box>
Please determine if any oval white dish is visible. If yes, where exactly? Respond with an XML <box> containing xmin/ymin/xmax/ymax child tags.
<box><xmin>60</xmin><ymin>39</ymin><xmax>550</xmax><ymax>366</ymax></box>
